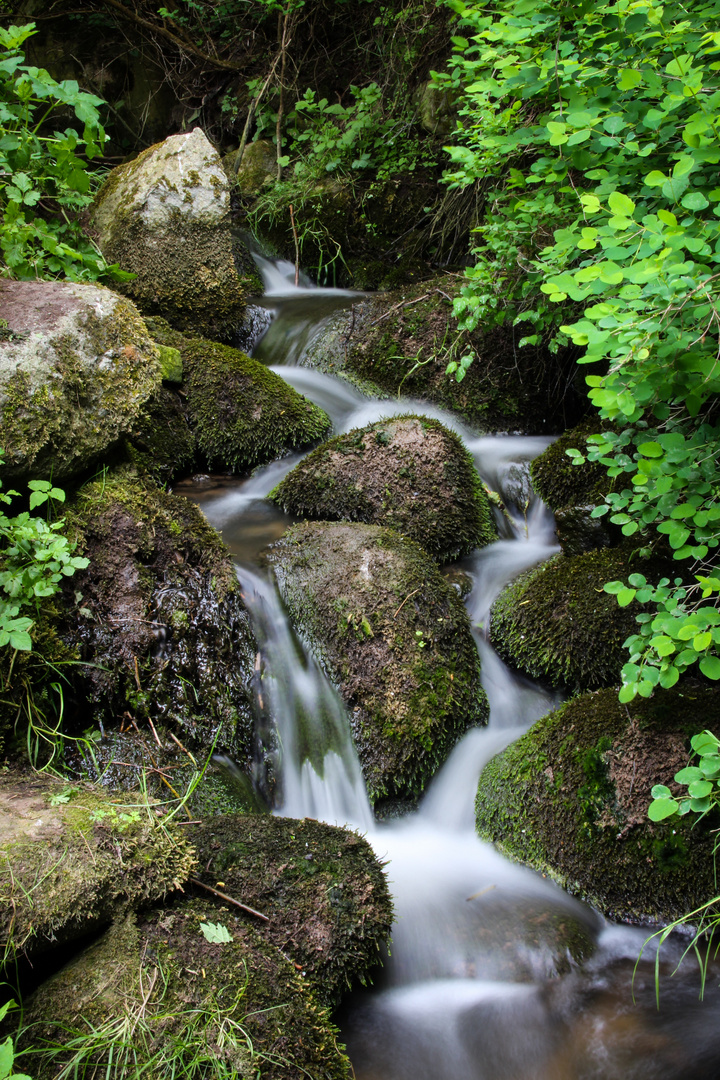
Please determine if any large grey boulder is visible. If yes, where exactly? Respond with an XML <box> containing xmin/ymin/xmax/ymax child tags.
<box><xmin>91</xmin><ymin>127</ymin><xmax>246</xmax><ymax>340</ymax></box>
<box><xmin>0</xmin><ymin>280</ymin><xmax>161</xmax><ymax>481</ymax></box>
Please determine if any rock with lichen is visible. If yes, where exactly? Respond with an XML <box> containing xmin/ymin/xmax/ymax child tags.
<box><xmin>475</xmin><ymin>686</ymin><xmax>720</xmax><ymax>923</ymax></box>
<box><xmin>60</xmin><ymin>469</ymin><xmax>258</xmax><ymax>766</ymax></box>
<box><xmin>0</xmin><ymin>770</ymin><xmax>196</xmax><ymax>964</ymax></box>
<box><xmin>269</xmin><ymin>414</ymin><xmax>497</xmax><ymax>562</ymax></box>
<box><xmin>12</xmin><ymin>814</ymin><xmax>393</xmax><ymax>1080</ymax></box>
<box><xmin>91</xmin><ymin>127</ymin><xmax>248</xmax><ymax>341</ymax></box>
<box><xmin>0</xmin><ymin>279</ymin><xmax>161</xmax><ymax>482</ymax></box>
<box><xmin>268</xmin><ymin>521</ymin><xmax>488</xmax><ymax>808</ymax></box>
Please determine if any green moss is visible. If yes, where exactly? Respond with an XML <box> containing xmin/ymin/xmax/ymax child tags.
<box><xmin>269</xmin><ymin>521</ymin><xmax>488</xmax><ymax>805</ymax></box>
<box><xmin>489</xmin><ymin>546</ymin><xmax>675</xmax><ymax>691</ymax></box>
<box><xmin>182</xmin><ymin>338</ymin><xmax>331</xmax><ymax>473</ymax></box>
<box><xmin>123</xmin><ymin>386</ymin><xmax>196</xmax><ymax>483</ymax></box>
<box><xmin>60</xmin><ymin>468</ymin><xmax>257</xmax><ymax>762</ymax></box>
<box><xmin>529</xmin><ymin>418</ymin><xmax>617</xmax><ymax>511</ymax></box>
<box><xmin>269</xmin><ymin>414</ymin><xmax>497</xmax><ymax>562</ymax></box>
<box><xmin>475</xmin><ymin>686</ymin><xmax>720</xmax><ymax>923</ymax></box>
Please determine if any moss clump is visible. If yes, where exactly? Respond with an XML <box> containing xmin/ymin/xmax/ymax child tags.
<box><xmin>123</xmin><ymin>386</ymin><xmax>196</xmax><ymax>483</ymax></box>
<box><xmin>529</xmin><ymin>418</ymin><xmax>616</xmax><ymax>511</ymax></box>
<box><xmin>475</xmin><ymin>687</ymin><xmax>720</xmax><ymax>923</ymax></box>
<box><xmin>182</xmin><ymin>339</ymin><xmax>331</xmax><ymax>473</ymax></box>
<box><xmin>188</xmin><ymin>814</ymin><xmax>393</xmax><ymax>1008</ymax></box>
<box><xmin>16</xmin><ymin>904</ymin><xmax>353</xmax><ymax>1080</ymax></box>
<box><xmin>61</xmin><ymin>468</ymin><xmax>257</xmax><ymax>763</ymax></box>
<box><xmin>0</xmin><ymin>771</ymin><xmax>196</xmax><ymax>963</ymax></box>
<box><xmin>489</xmin><ymin>546</ymin><xmax>672</xmax><ymax>691</ymax></box>
<box><xmin>300</xmin><ymin>279</ymin><xmax>585</xmax><ymax>433</ymax></box>
<box><xmin>270</xmin><ymin>415</ymin><xmax>497</xmax><ymax>562</ymax></box>
<box><xmin>269</xmin><ymin>522</ymin><xmax>488</xmax><ymax>806</ymax></box>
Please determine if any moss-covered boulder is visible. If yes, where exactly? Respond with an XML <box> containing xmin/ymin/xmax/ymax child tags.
<box><xmin>475</xmin><ymin>686</ymin><xmax>720</xmax><ymax>923</ymax></box>
<box><xmin>232</xmin><ymin>138</ymin><xmax>277</xmax><ymax>194</ymax></box>
<box><xmin>0</xmin><ymin>280</ymin><xmax>161</xmax><ymax>481</ymax></box>
<box><xmin>299</xmin><ymin>279</ymin><xmax>585</xmax><ymax>433</ymax></box>
<box><xmin>489</xmin><ymin>546</ymin><xmax>667</xmax><ymax>691</ymax></box>
<box><xmin>61</xmin><ymin>470</ymin><xmax>257</xmax><ymax>763</ymax></box>
<box><xmin>269</xmin><ymin>415</ymin><xmax>496</xmax><ymax>562</ymax></box>
<box><xmin>0</xmin><ymin>771</ymin><xmax>195</xmax><ymax>963</ymax></box>
<box><xmin>14</xmin><ymin>815</ymin><xmax>392</xmax><ymax>1080</ymax></box>
<box><xmin>529</xmin><ymin>419</ymin><xmax>619</xmax><ymax>554</ymax></box>
<box><xmin>268</xmin><ymin>522</ymin><xmax>488</xmax><ymax>806</ymax></box>
<box><xmin>123</xmin><ymin>385</ymin><xmax>196</xmax><ymax>483</ymax></box>
<box><xmin>91</xmin><ymin>128</ymin><xmax>248</xmax><ymax>341</ymax></box>
<box><xmin>183</xmin><ymin>338</ymin><xmax>331</xmax><ymax>473</ymax></box>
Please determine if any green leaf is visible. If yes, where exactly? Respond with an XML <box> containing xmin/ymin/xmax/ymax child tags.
<box><xmin>608</xmin><ymin>190</ymin><xmax>635</xmax><ymax>217</ymax></box>
<box><xmin>692</xmin><ymin>731</ymin><xmax>720</xmax><ymax>755</ymax></box>
<box><xmin>688</xmin><ymin>779</ymin><xmax>714</xmax><ymax>798</ymax></box>
<box><xmin>199</xmin><ymin>921</ymin><xmax>233</xmax><ymax>944</ymax></box>
<box><xmin>651</xmin><ymin>784</ymin><xmax>672</xmax><ymax>798</ymax></box>
<box><xmin>699</xmin><ymin>655</ymin><xmax>720</xmax><ymax>680</ymax></box>
<box><xmin>648</xmin><ymin>797</ymin><xmax>679</xmax><ymax>821</ymax></box>
<box><xmin>675</xmin><ymin>767</ymin><xmax>704</xmax><ymax>785</ymax></box>
<box><xmin>681</xmin><ymin>191</ymin><xmax>710</xmax><ymax>211</ymax></box>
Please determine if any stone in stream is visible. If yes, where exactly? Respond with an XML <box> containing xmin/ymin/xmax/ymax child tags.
<box><xmin>269</xmin><ymin>414</ymin><xmax>497</xmax><ymax>563</ymax></box>
<box><xmin>0</xmin><ymin>279</ymin><xmax>161</xmax><ymax>482</ymax></box>
<box><xmin>475</xmin><ymin>686</ymin><xmax>720</xmax><ymax>924</ymax></box>
<box><xmin>51</xmin><ymin>470</ymin><xmax>258</xmax><ymax>765</ymax></box>
<box><xmin>0</xmin><ymin>769</ymin><xmax>195</xmax><ymax>965</ymax></box>
<box><xmin>489</xmin><ymin>544</ymin><xmax>676</xmax><ymax>692</ymax></box>
<box><xmin>269</xmin><ymin>521</ymin><xmax>489</xmax><ymax>808</ymax></box>
<box><xmin>13</xmin><ymin>815</ymin><xmax>392</xmax><ymax>1080</ymax></box>
<box><xmin>91</xmin><ymin>128</ymin><xmax>251</xmax><ymax>342</ymax></box>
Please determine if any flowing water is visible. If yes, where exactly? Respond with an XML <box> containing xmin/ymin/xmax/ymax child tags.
<box><xmin>185</xmin><ymin>259</ymin><xmax>720</xmax><ymax>1079</ymax></box>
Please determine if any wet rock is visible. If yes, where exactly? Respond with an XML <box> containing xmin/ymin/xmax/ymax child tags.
<box><xmin>14</xmin><ymin>814</ymin><xmax>392</xmax><ymax>1079</ymax></box>
<box><xmin>489</xmin><ymin>546</ymin><xmax>673</xmax><ymax>692</ymax></box>
<box><xmin>0</xmin><ymin>279</ymin><xmax>161</xmax><ymax>482</ymax></box>
<box><xmin>61</xmin><ymin>470</ymin><xmax>258</xmax><ymax>764</ymax></box>
<box><xmin>91</xmin><ymin>128</ymin><xmax>249</xmax><ymax>341</ymax></box>
<box><xmin>183</xmin><ymin>337</ymin><xmax>331</xmax><ymax>473</ymax></box>
<box><xmin>298</xmin><ymin>278</ymin><xmax>585</xmax><ymax>433</ymax></box>
<box><xmin>530</xmin><ymin>419</ymin><xmax>620</xmax><ymax>554</ymax></box>
<box><xmin>0</xmin><ymin>770</ymin><xmax>195</xmax><ymax>963</ymax></box>
<box><xmin>475</xmin><ymin>686</ymin><xmax>720</xmax><ymax>923</ymax></box>
<box><xmin>123</xmin><ymin>385</ymin><xmax>196</xmax><ymax>484</ymax></box>
<box><xmin>415</xmin><ymin>80</ymin><xmax>457</xmax><ymax>137</ymax></box>
<box><xmin>268</xmin><ymin>521</ymin><xmax>488</xmax><ymax>806</ymax></box>
<box><xmin>232</xmin><ymin>138</ymin><xmax>277</xmax><ymax>194</ymax></box>
<box><xmin>269</xmin><ymin>415</ymin><xmax>496</xmax><ymax>562</ymax></box>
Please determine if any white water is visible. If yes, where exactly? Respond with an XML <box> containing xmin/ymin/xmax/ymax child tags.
<box><xmin>195</xmin><ymin>260</ymin><xmax>720</xmax><ymax>1079</ymax></box>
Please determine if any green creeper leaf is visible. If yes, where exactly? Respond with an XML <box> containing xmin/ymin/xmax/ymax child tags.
<box><xmin>645</xmin><ymin>170</ymin><xmax>666</xmax><ymax>187</ymax></box>
<box><xmin>199</xmin><ymin>921</ymin><xmax>233</xmax><ymax>944</ymax></box>
<box><xmin>692</xmin><ymin>731</ymin><xmax>720</xmax><ymax>755</ymax></box>
<box><xmin>618</xmin><ymin>69</ymin><xmax>643</xmax><ymax>91</ymax></box>
<box><xmin>608</xmin><ymin>190</ymin><xmax>635</xmax><ymax>217</ymax></box>
<box><xmin>693</xmin><ymin>632</ymin><xmax>712</xmax><ymax>651</ymax></box>
<box><xmin>616</xmin><ymin>587</ymin><xmax>636</xmax><ymax>607</ymax></box>
<box><xmin>699</xmin><ymin>655</ymin><xmax>720</xmax><ymax>680</ymax></box>
<box><xmin>688</xmin><ymin>779</ymin><xmax>714</xmax><ymax>798</ymax></box>
<box><xmin>651</xmin><ymin>784</ymin><xmax>672</xmax><ymax>798</ymax></box>
<box><xmin>637</xmin><ymin>442</ymin><xmax>663</xmax><ymax>458</ymax></box>
<box><xmin>675</xmin><ymin>766</ymin><xmax>704</xmax><ymax>784</ymax></box>
<box><xmin>681</xmin><ymin>191</ymin><xmax>710</xmax><ymax>211</ymax></box>
<box><xmin>648</xmin><ymin>797</ymin><xmax>679</xmax><ymax>821</ymax></box>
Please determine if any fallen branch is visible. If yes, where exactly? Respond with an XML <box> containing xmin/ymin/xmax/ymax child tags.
<box><xmin>190</xmin><ymin>877</ymin><xmax>270</xmax><ymax>923</ymax></box>
<box><xmin>100</xmin><ymin>0</ymin><xmax>242</xmax><ymax>71</ymax></box>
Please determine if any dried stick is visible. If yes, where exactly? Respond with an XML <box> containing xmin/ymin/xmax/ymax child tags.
<box><xmin>190</xmin><ymin>877</ymin><xmax>270</xmax><ymax>923</ymax></box>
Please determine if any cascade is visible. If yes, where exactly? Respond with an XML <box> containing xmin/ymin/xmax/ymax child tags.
<box><xmin>189</xmin><ymin>259</ymin><xmax>720</xmax><ymax>1079</ymax></box>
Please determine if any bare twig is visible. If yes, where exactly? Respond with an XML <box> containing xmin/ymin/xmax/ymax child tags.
<box><xmin>99</xmin><ymin>0</ymin><xmax>242</xmax><ymax>71</ymax></box>
<box><xmin>393</xmin><ymin>588</ymin><xmax>421</xmax><ymax>618</ymax></box>
<box><xmin>189</xmin><ymin>877</ymin><xmax>270</xmax><ymax>923</ymax></box>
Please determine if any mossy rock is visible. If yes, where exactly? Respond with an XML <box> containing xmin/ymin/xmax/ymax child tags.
<box><xmin>187</xmin><ymin>814</ymin><xmax>393</xmax><ymax>1008</ymax></box>
<box><xmin>529</xmin><ymin>418</ymin><xmax>620</xmax><ymax>555</ymax></box>
<box><xmin>0</xmin><ymin>771</ymin><xmax>196</xmax><ymax>963</ymax></box>
<box><xmin>268</xmin><ymin>522</ymin><xmax>488</xmax><ymax>806</ymax></box>
<box><xmin>0</xmin><ymin>280</ymin><xmax>161</xmax><ymax>482</ymax></box>
<box><xmin>475</xmin><ymin>686</ymin><xmax>720</xmax><ymax>923</ymax></box>
<box><xmin>15</xmin><ymin>906</ymin><xmax>352</xmax><ymax>1080</ymax></box>
<box><xmin>60</xmin><ymin>469</ymin><xmax>257</xmax><ymax>763</ymax></box>
<box><xmin>183</xmin><ymin>338</ymin><xmax>331</xmax><ymax>473</ymax></box>
<box><xmin>91</xmin><ymin>128</ymin><xmax>251</xmax><ymax>342</ymax></box>
<box><xmin>269</xmin><ymin>415</ymin><xmax>496</xmax><ymax>562</ymax></box>
<box><xmin>489</xmin><ymin>546</ymin><xmax>671</xmax><ymax>691</ymax></box>
<box><xmin>300</xmin><ymin>279</ymin><xmax>585</xmax><ymax>434</ymax></box>
<box><xmin>123</xmin><ymin>385</ymin><xmax>196</xmax><ymax>483</ymax></box>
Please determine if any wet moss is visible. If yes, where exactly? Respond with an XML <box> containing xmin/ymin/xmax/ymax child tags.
<box><xmin>475</xmin><ymin>687</ymin><xmax>720</xmax><ymax>923</ymax></box>
<box><xmin>269</xmin><ymin>522</ymin><xmax>488</xmax><ymax>805</ymax></box>
<box><xmin>529</xmin><ymin>418</ymin><xmax>616</xmax><ymax>512</ymax></box>
<box><xmin>0</xmin><ymin>771</ymin><xmax>196</xmax><ymax>963</ymax></box>
<box><xmin>489</xmin><ymin>546</ymin><xmax>674</xmax><ymax>691</ymax></box>
<box><xmin>182</xmin><ymin>338</ymin><xmax>331</xmax><ymax>473</ymax></box>
<box><xmin>269</xmin><ymin>414</ymin><xmax>497</xmax><ymax>562</ymax></box>
<box><xmin>61</xmin><ymin>469</ymin><xmax>257</xmax><ymax>763</ymax></box>
<box><xmin>123</xmin><ymin>385</ymin><xmax>196</xmax><ymax>484</ymax></box>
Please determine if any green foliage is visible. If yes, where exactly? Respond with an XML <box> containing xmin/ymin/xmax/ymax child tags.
<box><xmin>0</xmin><ymin>463</ymin><xmax>88</xmax><ymax>653</ymax></box>
<box><xmin>0</xmin><ymin>1002</ymin><xmax>31</xmax><ymax>1080</ymax></box>
<box><xmin>0</xmin><ymin>23</ymin><xmax>128</xmax><ymax>282</ymax></box>
<box><xmin>649</xmin><ymin>729</ymin><xmax>720</xmax><ymax>820</ymax></box>
<box><xmin>437</xmin><ymin>0</ymin><xmax>720</xmax><ymax>698</ymax></box>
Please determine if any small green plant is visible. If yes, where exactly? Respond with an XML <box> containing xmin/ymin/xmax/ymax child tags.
<box><xmin>199</xmin><ymin>921</ymin><xmax>233</xmax><ymax>944</ymax></box>
<box><xmin>0</xmin><ymin>1001</ymin><xmax>32</xmax><ymax>1080</ymax></box>
<box><xmin>89</xmin><ymin>807</ymin><xmax>142</xmax><ymax>833</ymax></box>
<box><xmin>649</xmin><ymin>730</ymin><xmax>720</xmax><ymax>821</ymax></box>
<box><xmin>0</xmin><ymin>23</ymin><xmax>129</xmax><ymax>282</ymax></box>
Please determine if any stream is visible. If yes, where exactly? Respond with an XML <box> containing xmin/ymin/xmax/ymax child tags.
<box><xmin>183</xmin><ymin>258</ymin><xmax>720</xmax><ymax>1080</ymax></box>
